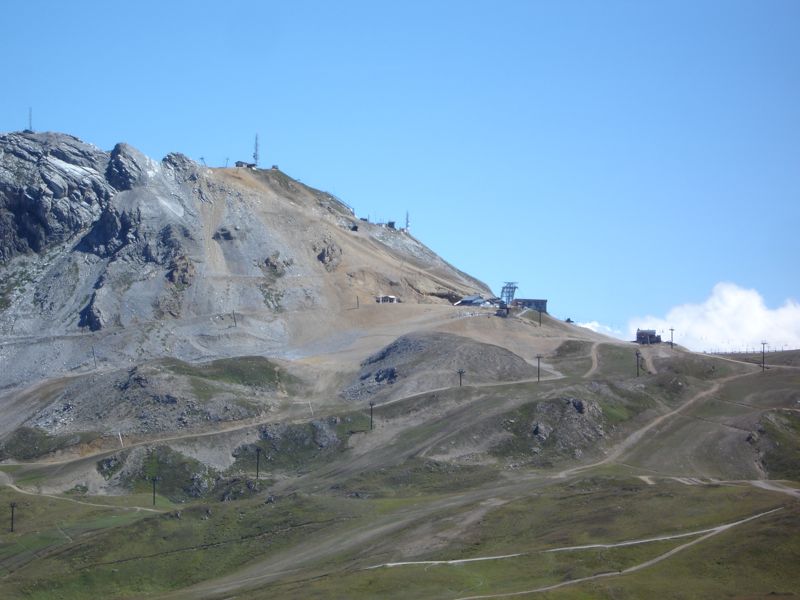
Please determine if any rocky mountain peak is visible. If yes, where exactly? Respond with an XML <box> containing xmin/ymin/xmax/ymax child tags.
<box><xmin>0</xmin><ymin>130</ymin><xmax>491</xmax><ymax>392</ymax></box>
<box><xmin>106</xmin><ymin>142</ymin><xmax>148</xmax><ymax>190</ymax></box>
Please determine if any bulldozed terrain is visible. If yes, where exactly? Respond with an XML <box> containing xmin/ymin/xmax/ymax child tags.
<box><xmin>0</xmin><ymin>132</ymin><xmax>798</xmax><ymax>599</ymax></box>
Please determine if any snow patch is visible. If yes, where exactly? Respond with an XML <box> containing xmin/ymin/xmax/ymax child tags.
<box><xmin>47</xmin><ymin>156</ymin><xmax>98</xmax><ymax>179</ymax></box>
<box><xmin>145</xmin><ymin>156</ymin><xmax>161</xmax><ymax>179</ymax></box>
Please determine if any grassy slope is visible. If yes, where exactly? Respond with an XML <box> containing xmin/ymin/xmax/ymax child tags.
<box><xmin>239</xmin><ymin>479</ymin><xmax>794</xmax><ymax>600</ymax></box>
<box><xmin>0</xmin><ymin>493</ymin><xmax>360</xmax><ymax>600</ymax></box>
<box><xmin>1</xmin><ymin>348</ymin><xmax>797</xmax><ymax>599</ymax></box>
<box><xmin>548</xmin><ymin>503</ymin><xmax>800</xmax><ymax>599</ymax></box>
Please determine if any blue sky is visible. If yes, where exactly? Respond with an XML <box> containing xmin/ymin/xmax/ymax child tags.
<box><xmin>2</xmin><ymin>1</ymin><xmax>799</xmax><ymax>349</ymax></box>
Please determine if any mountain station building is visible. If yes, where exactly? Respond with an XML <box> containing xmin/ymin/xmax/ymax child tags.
<box><xmin>512</xmin><ymin>298</ymin><xmax>548</xmax><ymax>313</ymax></box>
<box><xmin>636</xmin><ymin>329</ymin><xmax>662</xmax><ymax>344</ymax></box>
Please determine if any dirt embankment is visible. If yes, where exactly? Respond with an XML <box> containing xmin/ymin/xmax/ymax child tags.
<box><xmin>341</xmin><ymin>331</ymin><xmax>538</xmax><ymax>403</ymax></box>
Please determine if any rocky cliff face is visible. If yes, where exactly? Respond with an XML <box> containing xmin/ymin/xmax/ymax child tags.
<box><xmin>0</xmin><ymin>131</ymin><xmax>491</xmax><ymax>393</ymax></box>
<box><xmin>0</xmin><ymin>132</ymin><xmax>115</xmax><ymax>262</ymax></box>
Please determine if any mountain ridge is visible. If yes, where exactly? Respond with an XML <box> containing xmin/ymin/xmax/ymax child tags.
<box><xmin>0</xmin><ymin>130</ymin><xmax>491</xmax><ymax>393</ymax></box>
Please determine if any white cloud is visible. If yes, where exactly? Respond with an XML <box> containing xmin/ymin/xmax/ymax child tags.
<box><xmin>627</xmin><ymin>282</ymin><xmax>800</xmax><ymax>352</ymax></box>
<box><xmin>577</xmin><ymin>321</ymin><xmax>625</xmax><ymax>339</ymax></box>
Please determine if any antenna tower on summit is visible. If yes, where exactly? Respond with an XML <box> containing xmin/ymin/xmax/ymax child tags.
<box><xmin>501</xmin><ymin>282</ymin><xmax>518</xmax><ymax>306</ymax></box>
<box><xmin>405</xmin><ymin>211</ymin><xmax>410</xmax><ymax>231</ymax></box>
<box><xmin>253</xmin><ymin>134</ymin><xmax>259</xmax><ymax>166</ymax></box>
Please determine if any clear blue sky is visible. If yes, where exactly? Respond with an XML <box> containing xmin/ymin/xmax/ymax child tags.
<box><xmin>2</xmin><ymin>1</ymin><xmax>799</xmax><ymax>344</ymax></box>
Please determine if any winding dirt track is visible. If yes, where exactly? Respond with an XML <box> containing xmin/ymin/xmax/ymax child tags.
<box><xmin>366</xmin><ymin>506</ymin><xmax>784</xmax><ymax>571</ymax></box>
<box><xmin>0</xmin><ymin>471</ymin><xmax>163</xmax><ymax>513</ymax></box>
<box><xmin>749</xmin><ymin>480</ymin><xmax>800</xmax><ymax>499</ymax></box>
<box><xmin>582</xmin><ymin>342</ymin><xmax>599</xmax><ymax>379</ymax></box>
<box><xmin>557</xmin><ymin>372</ymin><xmax>748</xmax><ymax>479</ymax></box>
<box><xmin>449</xmin><ymin>507</ymin><xmax>784</xmax><ymax>600</ymax></box>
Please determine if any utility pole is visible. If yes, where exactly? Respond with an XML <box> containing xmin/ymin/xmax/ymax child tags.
<box><xmin>761</xmin><ymin>341</ymin><xmax>767</xmax><ymax>372</ymax></box>
<box><xmin>536</xmin><ymin>354</ymin><xmax>543</xmax><ymax>383</ymax></box>
<box><xmin>635</xmin><ymin>350</ymin><xmax>641</xmax><ymax>377</ymax></box>
<box><xmin>669</xmin><ymin>328</ymin><xmax>674</xmax><ymax>349</ymax></box>
<box><xmin>457</xmin><ymin>368</ymin><xmax>465</xmax><ymax>387</ymax></box>
<box><xmin>405</xmin><ymin>211</ymin><xmax>410</xmax><ymax>231</ymax></box>
<box><xmin>253</xmin><ymin>134</ymin><xmax>259</xmax><ymax>166</ymax></box>
<box><xmin>10</xmin><ymin>502</ymin><xmax>17</xmax><ymax>532</ymax></box>
<box><xmin>255</xmin><ymin>447</ymin><xmax>262</xmax><ymax>480</ymax></box>
<box><xmin>150</xmin><ymin>476</ymin><xmax>160</xmax><ymax>506</ymax></box>
<box><xmin>369</xmin><ymin>401</ymin><xmax>375</xmax><ymax>430</ymax></box>
<box><xmin>225</xmin><ymin>157</ymin><xmax>229</xmax><ymax>168</ymax></box>
<box><xmin>28</xmin><ymin>108</ymin><xmax>32</xmax><ymax>131</ymax></box>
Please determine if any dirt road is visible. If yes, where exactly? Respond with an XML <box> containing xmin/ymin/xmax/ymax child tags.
<box><xmin>583</xmin><ymin>342</ymin><xmax>599</xmax><ymax>378</ymax></box>
<box><xmin>557</xmin><ymin>372</ymin><xmax>749</xmax><ymax>478</ymax></box>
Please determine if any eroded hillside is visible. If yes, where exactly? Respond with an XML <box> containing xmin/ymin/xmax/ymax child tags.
<box><xmin>0</xmin><ymin>131</ymin><xmax>489</xmax><ymax>395</ymax></box>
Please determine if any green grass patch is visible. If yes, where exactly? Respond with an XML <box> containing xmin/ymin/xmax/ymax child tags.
<box><xmin>121</xmin><ymin>446</ymin><xmax>216</xmax><ymax>502</ymax></box>
<box><xmin>0</xmin><ymin>493</ymin><xmax>358</xmax><ymax>599</ymax></box>
<box><xmin>161</xmin><ymin>356</ymin><xmax>298</xmax><ymax>392</ymax></box>
<box><xmin>0</xmin><ymin>488</ymin><xmax>150</xmax><ymax>578</ymax></box>
<box><xmin>549</xmin><ymin>341</ymin><xmax>595</xmax><ymax>377</ymax></box>
<box><xmin>654</xmin><ymin>351</ymin><xmax>741</xmax><ymax>380</ymax></box>
<box><xmin>552</xmin><ymin>503</ymin><xmax>800</xmax><ymax>599</ymax></box>
<box><xmin>601</xmin><ymin>402</ymin><xmax>631</xmax><ymax>424</ymax></box>
<box><xmin>185</xmin><ymin>375</ymin><xmax>227</xmax><ymax>401</ymax></box>
<box><xmin>722</xmin><ymin>348</ymin><xmax>800</xmax><ymax>368</ymax></box>
<box><xmin>334</xmin><ymin>458</ymin><xmax>499</xmax><ymax>498</ymax></box>
<box><xmin>717</xmin><ymin>369</ymin><xmax>800</xmax><ymax>408</ymax></box>
<box><xmin>0</xmin><ymin>428</ymin><xmax>99</xmax><ymax>461</ymax></box>
<box><xmin>596</xmin><ymin>344</ymin><xmax>639</xmax><ymax>378</ymax></box>
<box><xmin>760</xmin><ymin>411</ymin><xmax>800</xmax><ymax>479</ymax></box>
<box><xmin>230</xmin><ymin>412</ymin><xmax>371</xmax><ymax>475</ymax></box>
<box><xmin>0</xmin><ymin>266</ymin><xmax>35</xmax><ymax>312</ymax></box>
<box><xmin>469</xmin><ymin>477</ymin><xmax>783</xmax><ymax>557</ymax></box>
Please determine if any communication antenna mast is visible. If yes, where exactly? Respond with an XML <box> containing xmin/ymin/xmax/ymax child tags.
<box><xmin>28</xmin><ymin>107</ymin><xmax>32</xmax><ymax>131</ymax></box>
<box><xmin>501</xmin><ymin>282</ymin><xmax>518</xmax><ymax>306</ymax></box>
<box><xmin>405</xmin><ymin>211</ymin><xmax>410</xmax><ymax>231</ymax></box>
<box><xmin>253</xmin><ymin>134</ymin><xmax>259</xmax><ymax>166</ymax></box>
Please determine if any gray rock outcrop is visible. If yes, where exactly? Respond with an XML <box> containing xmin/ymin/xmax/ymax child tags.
<box><xmin>314</xmin><ymin>236</ymin><xmax>342</xmax><ymax>271</ymax></box>
<box><xmin>105</xmin><ymin>143</ymin><xmax>147</xmax><ymax>191</ymax></box>
<box><xmin>0</xmin><ymin>129</ymin><xmax>492</xmax><ymax>399</ymax></box>
<box><xmin>0</xmin><ymin>131</ymin><xmax>115</xmax><ymax>262</ymax></box>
